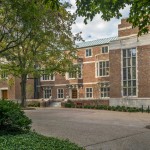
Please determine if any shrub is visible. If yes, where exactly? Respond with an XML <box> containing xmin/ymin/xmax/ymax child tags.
<box><xmin>28</xmin><ymin>102</ymin><xmax>40</xmax><ymax>107</ymax></box>
<box><xmin>64</xmin><ymin>102</ymin><xmax>75</xmax><ymax>108</ymax></box>
<box><xmin>0</xmin><ymin>99</ymin><xmax>32</xmax><ymax>132</ymax></box>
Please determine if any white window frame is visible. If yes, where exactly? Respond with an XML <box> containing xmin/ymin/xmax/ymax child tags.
<box><xmin>85</xmin><ymin>48</ymin><xmax>92</xmax><ymax>57</ymax></box>
<box><xmin>101</xmin><ymin>46</ymin><xmax>109</xmax><ymax>54</ymax></box>
<box><xmin>122</xmin><ymin>48</ymin><xmax>137</xmax><ymax>97</ymax></box>
<box><xmin>100</xmin><ymin>82</ymin><xmax>110</xmax><ymax>98</ymax></box>
<box><xmin>68</xmin><ymin>64</ymin><xmax>83</xmax><ymax>79</ymax></box>
<box><xmin>43</xmin><ymin>87</ymin><xmax>52</xmax><ymax>99</ymax></box>
<box><xmin>41</xmin><ymin>74</ymin><xmax>55</xmax><ymax>81</ymax></box>
<box><xmin>85</xmin><ymin>87</ymin><xmax>93</xmax><ymax>98</ymax></box>
<box><xmin>57</xmin><ymin>88</ymin><xmax>64</xmax><ymax>99</ymax></box>
<box><xmin>96</xmin><ymin>60</ymin><xmax>109</xmax><ymax>77</ymax></box>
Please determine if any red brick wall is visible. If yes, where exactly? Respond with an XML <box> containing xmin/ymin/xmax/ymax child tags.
<box><xmin>138</xmin><ymin>45</ymin><xmax>150</xmax><ymax>97</ymax></box>
<box><xmin>109</xmin><ymin>49</ymin><xmax>122</xmax><ymax>98</ymax></box>
<box><xmin>118</xmin><ymin>19</ymin><xmax>138</xmax><ymax>37</ymax></box>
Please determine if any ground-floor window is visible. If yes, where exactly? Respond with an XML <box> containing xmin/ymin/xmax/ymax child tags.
<box><xmin>85</xmin><ymin>88</ymin><xmax>93</xmax><ymax>98</ymax></box>
<box><xmin>57</xmin><ymin>89</ymin><xmax>64</xmax><ymax>98</ymax></box>
<box><xmin>43</xmin><ymin>87</ymin><xmax>51</xmax><ymax>98</ymax></box>
<box><xmin>99</xmin><ymin>82</ymin><xmax>110</xmax><ymax>98</ymax></box>
<box><xmin>101</xmin><ymin>87</ymin><xmax>110</xmax><ymax>98</ymax></box>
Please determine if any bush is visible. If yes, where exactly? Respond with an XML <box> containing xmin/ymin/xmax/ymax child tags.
<box><xmin>64</xmin><ymin>102</ymin><xmax>75</xmax><ymax>108</ymax></box>
<box><xmin>0</xmin><ymin>99</ymin><xmax>32</xmax><ymax>131</ymax></box>
<box><xmin>28</xmin><ymin>102</ymin><xmax>40</xmax><ymax>107</ymax></box>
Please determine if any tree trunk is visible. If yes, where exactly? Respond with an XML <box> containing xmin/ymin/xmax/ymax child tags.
<box><xmin>20</xmin><ymin>75</ymin><xmax>27</xmax><ymax>108</ymax></box>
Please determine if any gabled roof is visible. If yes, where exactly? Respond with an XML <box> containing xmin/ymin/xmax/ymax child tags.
<box><xmin>76</xmin><ymin>36</ymin><xmax>118</xmax><ymax>48</ymax></box>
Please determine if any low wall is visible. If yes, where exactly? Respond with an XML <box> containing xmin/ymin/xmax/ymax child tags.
<box><xmin>110</xmin><ymin>98</ymin><xmax>150</xmax><ymax>109</ymax></box>
<box><xmin>61</xmin><ymin>99</ymin><xmax>109</xmax><ymax>107</ymax></box>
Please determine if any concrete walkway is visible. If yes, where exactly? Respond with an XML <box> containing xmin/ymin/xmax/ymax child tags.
<box><xmin>25</xmin><ymin>108</ymin><xmax>150</xmax><ymax>150</ymax></box>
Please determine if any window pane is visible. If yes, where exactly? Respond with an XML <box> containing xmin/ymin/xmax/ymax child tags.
<box><xmin>133</xmin><ymin>88</ymin><xmax>136</xmax><ymax>95</ymax></box>
<box><xmin>128</xmin><ymin>88</ymin><xmax>131</xmax><ymax>96</ymax></box>
<box><xmin>123</xmin><ymin>58</ymin><xmax>126</xmax><ymax>67</ymax></box>
<box><xmin>128</xmin><ymin>80</ymin><xmax>131</xmax><ymax>87</ymax></box>
<box><xmin>132</xmin><ymin>80</ymin><xmax>136</xmax><ymax>86</ymax></box>
<box><xmin>123</xmin><ymin>68</ymin><xmax>127</xmax><ymax>80</ymax></box>
<box><xmin>123</xmin><ymin>81</ymin><xmax>127</xmax><ymax>87</ymax></box>
<box><xmin>123</xmin><ymin>88</ymin><xmax>127</xmax><ymax>96</ymax></box>
<box><xmin>132</xmin><ymin>67</ymin><xmax>136</xmax><ymax>79</ymax></box>
<box><xmin>123</xmin><ymin>50</ymin><xmax>126</xmax><ymax>57</ymax></box>
<box><xmin>127</xmin><ymin>49</ymin><xmax>131</xmax><ymax>57</ymax></box>
<box><xmin>128</xmin><ymin>58</ymin><xmax>131</xmax><ymax>66</ymax></box>
<box><xmin>132</xmin><ymin>48</ymin><xmax>136</xmax><ymax>57</ymax></box>
<box><xmin>132</xmin><ymin>57</ymin><xmax>136</xmax><ymax>66</ymax></box>
<box><xmin>128</xmin><ymin>67</ymin><xmax>131</xmax><ymax>79</ymax></box>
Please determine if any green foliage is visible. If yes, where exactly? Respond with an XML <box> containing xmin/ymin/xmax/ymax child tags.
<box><xmin>0</xmin><ymin>131</ymin><xmax>85</xmax><ymax>150</ymax></box>
<box><xmin>28</xmin><ymin>102</ymin><xmax>40</xmax><ymax>107</ymax></box>
<box><xmin>0</xmin><ymin>0</ymin><xmax>81</xmax><ymax>107</ymax></box>
<box><xmin>76</xmin><ymin>0</ymin><xmax>150</xmax><ymax>36</ymax></box>
<box><xmin>64</xmin><ymin>102</ymin><xmax>149</xmax><ymax>113</ymax></box>
<box><xmin>0</xmin><ymin>99</ymin><xmax>32</xmax><ymax>131</ymax></box>
<box><xmin>65</xmin><ymin>102</ymin><xmax>75</xmax><ymax>108</ymax></box>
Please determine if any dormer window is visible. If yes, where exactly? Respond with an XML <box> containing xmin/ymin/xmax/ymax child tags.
<box><xmin>102</xmin><ymin>46</ymin><xmax>109</xmax><ymax>53</ymax></box>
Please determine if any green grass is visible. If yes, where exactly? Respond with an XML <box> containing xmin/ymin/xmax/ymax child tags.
<box><xmin>0</xmin><ymin>131</ymin><xmax>85</xmax><ymax>150</ymax></box>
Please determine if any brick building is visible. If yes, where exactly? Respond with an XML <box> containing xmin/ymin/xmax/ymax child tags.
<box><xmin>1</xmin><ymin>19</ymin><xmax>150</xmax><ymax>107</ymax></box>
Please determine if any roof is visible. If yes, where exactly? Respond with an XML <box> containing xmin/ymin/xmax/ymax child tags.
<box><xmin>76</xmin><ymin>37</ymin><xmax>118</xmax><ymax>48</ymax></box>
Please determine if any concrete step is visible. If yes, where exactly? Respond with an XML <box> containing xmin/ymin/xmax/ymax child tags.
<box><xmin>50</xmin><ymin>102</ymin><xmax>61</xmax><ymax>108</ymax></box>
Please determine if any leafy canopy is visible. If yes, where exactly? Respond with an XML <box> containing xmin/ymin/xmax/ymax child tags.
<box><xmin>76</xmin><ymin>0</ymin><xmax>150</xmax><ymax>36</ymax></box>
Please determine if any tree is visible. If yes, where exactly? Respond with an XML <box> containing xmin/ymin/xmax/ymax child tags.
<box><xmin>0</xmin><ymin>0</ymin><xmax>61</xmax><ymax>54</ymax></box>
<box><xmin>76</xmin><ymin>0</ymin><xmax>150</xmax><ymax>36</ymax></box>
<box><xmin>0</xmin><ymin>1</ymin><xmax>79</xmax><ymax>107</ymax></box>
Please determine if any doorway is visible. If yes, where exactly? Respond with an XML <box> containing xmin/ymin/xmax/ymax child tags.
<box><xmin>72</xmin><ymin>89</ymin><xmax>77</xmax><ymax>99</ymax></box>
<box><xmin>2</xmin><ymin>90</ymin><xmax>8</xmax><ymax>99</ymax></box>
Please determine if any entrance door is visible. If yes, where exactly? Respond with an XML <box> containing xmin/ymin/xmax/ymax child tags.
<box><xmin>72</xmin><ymin>89</ymin><xmax>77</xmax><ymax>99</ymax></box>
<box><xmin>2</xmin><ymin>90</ymin><xmax>8</xmax><ymax>99</ymax></box>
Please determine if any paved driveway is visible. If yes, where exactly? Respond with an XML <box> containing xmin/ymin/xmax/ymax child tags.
<box><xmin>25</xmin><ymin>108</ymin><xmax>150</xmax><ymax>150</ymax></box>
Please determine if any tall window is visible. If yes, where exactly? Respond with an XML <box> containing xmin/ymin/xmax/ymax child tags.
<box><xmin>85</xmin><ymin>48</ymin><xmax>92</xmax><ymax>57</ymax></box>
<box><xmin>85</xmin><ymin>88</ymin><xmax>93</xmax><ymax>98</ymax></box>
<box><xmin>122</xmin><ymin>48</ymin><xmax>136</xmax><ymax>96</ymax></box>
<box><xmin>96</xmin><ymin>61</ymin><xmax>109</xmax><ymax>77</ymax></box>
<box><xmin>102</xmin><ymin>46</ymin><xmax>109</xmax><ymax>53</ymax></box>
<box><xmin>57</xmin><ymin>89</ymin><xmax>64</xmax><ymax>98</ymax></box>
<box><xmin>100</xmin><ymin>82</ymin><xmax>110</xmax><ymax>98</ymax></box>
<box><xmin>43</xmin><ymin>87</ymin><xmax>51</xmax><ymax>98</ymax></box>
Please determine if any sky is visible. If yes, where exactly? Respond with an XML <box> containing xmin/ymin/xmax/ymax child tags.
<box><xmin>66</xmin><ymin>0</ymin><xmax>130</xmax><ymax>42</ymax></box>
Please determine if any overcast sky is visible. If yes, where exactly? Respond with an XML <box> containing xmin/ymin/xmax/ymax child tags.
<box><xmin>67</xmin><ymin>0</ymin><xmax>130</xmax><ymax>42</ymax></box>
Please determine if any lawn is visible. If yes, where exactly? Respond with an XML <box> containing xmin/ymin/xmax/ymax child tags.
<box><xmin>0</xmin><ymin>131</ymin><xmax>84</xmax><ymax>150</ymax></box>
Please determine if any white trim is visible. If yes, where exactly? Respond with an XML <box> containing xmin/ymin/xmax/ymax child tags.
<box><xmin>109</xmin><ymin>33</ymin><xmax>150</xmax><ymax>50</ymax></box>
<box><xmin>85</xmin><ymin>87</ymin><xmax>93</xmax><ymax>98</ymax></box>
<box><xmin>101</xmin><ymin>45</ymin><xmax>109</xmax><ymax>54</ymax></box>
<box><xmin>85</xmin><ymin>48</ymin><xmax>93</xmax><ymax>57</ymax></box>
<box><xmin>95</xmin><ymin>60</ymin><xmax>109</xmax><ymax>77</ymax></box>
<box><xmin>118</xmin><ymin>26</ymin><xmax>132</xmax><ymax>31</ymax></box>
<box><xmin>121</xmin><ymin>47</ymin><xmax>138</xmax><ymax>97</ymax></box>
<box><xmin>40</xmin><ymin>74</ymin><xmax>55</xmax><ymax>81</ymax></box>
<box><xmin>40</xmin><ymin>82</ymin><xmax>100</xmax><ymax>87</ymax></box>
<box><xmin>43</xmin><ymin>87</ymin><xmax>52</xmax><ymax>99</ymax></box>
<box><xmin>0</xmin><ymin>87</ymin><xmax>8</xmax><ymax>90</ymax></box>
<box><xmin>83</xmin><ymin>61</ymin><xmax>95</xmax><ymax>64</ymax></box>
<box><xmin>57</xmin><ymin>88</ymin><xmax>64</xmax><ymax>99</ymax></box>
<box><xmin>119</xmin><ymin>34</ymin><xmax>137</xmax><ymax>39</ymax></box>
